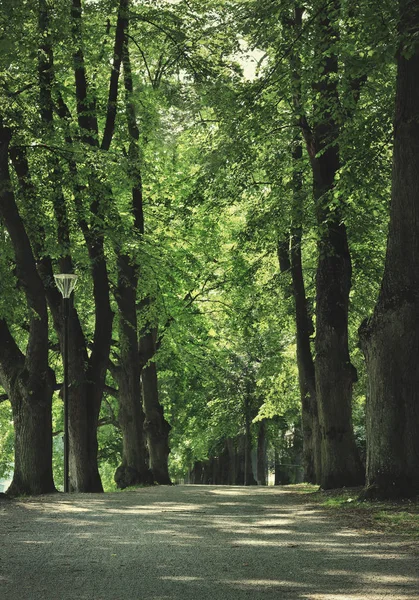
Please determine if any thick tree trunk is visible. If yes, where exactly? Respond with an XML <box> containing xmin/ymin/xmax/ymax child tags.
<box><xmin>302</xmin><ymin>3</ymin><xmax>363</xmax><ymax>489</ymax></box>
<box><xmin>360</xmin><ymin>2</ymin><xmax>419</xmax><ymax>499</ymax></box>
<box><xmin>50</xmin><ymin>307</ymin><xmax>104</xmax><ymax>493</ymax></box>
<box><xmin>0</xmin><ymin>123</ymin><xmax>56</xmax><ymax>496</ymax></box>
<box><xmin>141</xmin><ymin>337</ymin><xmax>172</xmax><ymax>484</ymax></box>
<box><xmin>315</xmin><ymin>221</ymin><xmax>364</xmax><ymax>488</ymax></box>
<box><xmin>0</xmin><ymin>322</ymin><xmax>56</xmax><ymax>497</ymax></box>
<box><xmin>139</xmin><ymin>328</ymin><xmax>171</xmax><ymax>485</ymax></box>
<box><xmin>8</xmin><ymin>388</ymin><xmax>55</xmax><ymax>496</ymax></box>
<box><xmin>67</xmin><ymin>372</ymin><xmax>103</xmax><ymax>491</ymax></box>
<box><xmin>114</xmin><ymin>259</ymin><xmax>152</xmax><ymax>488</ymax></box>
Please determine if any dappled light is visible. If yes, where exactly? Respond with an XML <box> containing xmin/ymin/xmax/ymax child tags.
<box><xmin>1</xmin><ymin>486</ymin><xmax>418</xmax><ymax>599</ymax></box>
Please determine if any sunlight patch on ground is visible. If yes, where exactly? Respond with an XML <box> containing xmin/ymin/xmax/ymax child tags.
<box><xmin>21</xmin><ymin>503</ymin><xmax>92</xmax><ymax>513</ymax></box>
<box><xmin>228</xmin><ymin>538</ymin><xmax>294</xmax><ymax>546</ymax></box>
<box><xmin>225</xmin><ymin>578</ymin><xmax>301</xmax><ymax>588</ymax></box>
<box><xmin>160</xmin><ymin>576</ymin><xmax>203</xmax><ymax>582</ymax></box>
<box><xmin>207</xmin><ymin>487</ymin><xmax>279</xmax><ymax>496</ymax></box>
<box><xmin>360</xmin><ymin>573</ymin><xmax>419</xmax><ymax>584</ymax></box>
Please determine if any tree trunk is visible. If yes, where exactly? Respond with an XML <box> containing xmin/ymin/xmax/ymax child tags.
<box><xmin>141</xmin><ymin>330</ymin><xmax>172</xmax><ymax>484</ymax></box>
<box><xmin>360</xmin><ymin>2</ymin><xmax>419</xmax><ymax>499</ymax></box>
<box><xmin>274</xmin><ymin>448</ymin><xmax>282</xmax><ymax>485</ymax></box>
<box><xmin>0</xmin><ymin>123</ymin><xmax>56</xmax><ymax>496</ymax></box>
<box><xmin>277</xmin><ymin>5</ymin><xmax>320</xmax><ymax>484</ymax></box>
<box><xmin>114</xmin><ymin>259</ymin><xmax>152</xmax><ymax>488</ymax></box>
<box><xmin>257</xmin><ymin>420</ymin><xmax>267</xmax><ymax>485</ymax></box>
<box><xmin>235</xmin><ymin>435</ymin><xmax>245</xmax><ymax>485</ymax></box>
<box><xmin>302</xmin><ymin>3</ymin><xmax>364</xmax><ymax>489</ymax></box>
<box><xmin>190</xmin><ymin>461</ymin><xmax>204</xmax><ymax>484</ymax></box>
<box><xmin>0</xmin><ymin>322</ymin><xmax>56</xmax><ymax>497</ymax></box>
<box><xmin>314</xmin><ymin>215</ymin><xmax>364</xmax><ymax>487</ymax></box>
<box><xmin>217</xmin><ymin>442</ymin><xmax>231</xmax><ymax>485</ymax></box>
<box><xmin>111</xmin><ymin>22</ymin><xmax>153</xmax><ymax>488</ymax></box>
<box><xmin>226</xmin><ymin>437</ymin><xmax>236</xmax><ymax>485</ymax></box>
<box><xmin>244</xmin><ymin>396</ymin><xmax>257</xmax><ymax>486</ymax></box>
<box><xmin>30</xmin><ymin>0</ymin><xmax>114</xmax><ymax>492</ymax></box>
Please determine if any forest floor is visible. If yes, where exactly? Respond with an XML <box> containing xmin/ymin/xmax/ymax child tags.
<box><xmin>1</xmin><ymin>484</ymin><xmax>418</xmax><ymax>600</ymax></box>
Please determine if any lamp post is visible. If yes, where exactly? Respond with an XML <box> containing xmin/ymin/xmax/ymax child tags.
<box><xmin>54</xmin><ymin>273</ymin><xmax>78</xmax><ymax>493</ymax></box>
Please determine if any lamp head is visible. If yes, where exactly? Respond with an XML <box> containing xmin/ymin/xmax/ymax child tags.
<box><xmin>54</xmin><ymin>273</ymin><xmax>78</xmax><ymax>299</ymax></box>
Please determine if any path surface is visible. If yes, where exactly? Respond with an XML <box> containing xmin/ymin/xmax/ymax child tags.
<box><xmin>1</xmin><ymin>485</ymin><xmax>418</xmax><ymax>600</ymax></box>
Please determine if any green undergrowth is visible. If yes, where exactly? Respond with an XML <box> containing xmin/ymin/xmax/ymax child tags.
<box><xmin>293</xmin><ymin>484</ymin><xmax>419</xmax><ymax>537</ymax></box>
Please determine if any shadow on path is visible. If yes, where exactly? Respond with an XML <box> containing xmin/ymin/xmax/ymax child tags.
<box><xmin>0</xmin><ymin>485</ymin><xmax>418</xmax><ymax>599</ymax></box>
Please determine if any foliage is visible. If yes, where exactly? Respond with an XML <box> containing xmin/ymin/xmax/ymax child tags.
<box><xmin>0</xmin><ymin>399</ymin><xmax>13</xmax><ymax>481</ymax></box>
<box><xmin>0</xmin><ymin>0</ymin><xmax>403</xmax><ymax>488</ymax></box>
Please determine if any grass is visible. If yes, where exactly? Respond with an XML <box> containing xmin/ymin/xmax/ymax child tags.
<box><xmin>289</xmin><ymin>484</ymin><xmax>419</xmax><ymax>537</ymax></box>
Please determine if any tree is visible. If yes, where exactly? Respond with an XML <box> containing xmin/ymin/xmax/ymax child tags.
<box><xmin>0</xmin><ymin>120</ymin><xmax>55</xmax><ymax>496</ymax></box>
<box><xmin>360</xmin><ymin>0</ymin><xmax>419</xmax><ymax>499</ymax></box>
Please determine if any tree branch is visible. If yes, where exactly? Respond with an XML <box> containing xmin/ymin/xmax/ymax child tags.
<box><xmin>101</xmin><ymin>0</ymin><xmax>129</xmax><ymax>151</ymax></box>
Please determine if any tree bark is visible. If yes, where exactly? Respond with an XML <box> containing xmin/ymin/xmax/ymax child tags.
<box><xmin>226</xmin><ymin>437</ymin><xmax>236</xmax><ymax>485</ymax></box>
<box><xmin>112</xmin><ymin>18</ymin><xmax>153</xmax><ymax>488</ymax></box>
<box><xmin>243</xmin><ymin>394</ymin><xmax>257</xmax><ymax>485</ymax></box>
<box><xmin>11</xmin><ymin>141</ymin><xmax>105</xmax><ymax>493</ymax></box>
<box><xmin>257</xmin><ymin>420</ymin><xmax>267</xmax><ymax>485</ymax></box>
<box><xmin>37</xmin><ymin>0</ymin><xmax>105</xmax><ymax>492</ymax></box>
<box><xmin>140</xmin><ymin>329</ymin><xmax>172</xmax><ymax>484</ymax></box>
<box><xmin>274</xmin><ymin>447</ymin><xmax>282</xmax><ymax>485</ymax></box>
<box><xmin>360</xmin><ymin>1</ymin><xmax>419</xmax><ymax>499</ymax></box>
<box><xmin>0</xmin><ymin>123</ymin><xmax>56</xmax><ymax>496</ymax></box>
<box><xmin>302</xmin><ymin>2</ymin><xmax>364</xmax><ymax>488</ymax></box>
<box><xmin>114</xmin><ymin>257</ymin><xmax>153</xmax><ymax>488</ymax></box>
<box><xmin>276</xmin><ymin>4</ymin><xmax>321</xmax><ymax>485</ymax></box>
<box><xmin>288</xmin><ymin>7</ymin><xmax>321</xmax><ymax>484</ymax></box>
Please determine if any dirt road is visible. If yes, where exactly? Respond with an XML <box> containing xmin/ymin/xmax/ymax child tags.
<box><xmin>1</xmin><ymin>485</ymin><xmax>418</xmax><ymax>599</ymax></box>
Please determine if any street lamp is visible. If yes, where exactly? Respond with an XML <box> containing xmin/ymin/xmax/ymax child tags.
<box><xmin>54</xmin><ymin>273</ymin><xmax>78</xmax><ymax>493</ymax></box>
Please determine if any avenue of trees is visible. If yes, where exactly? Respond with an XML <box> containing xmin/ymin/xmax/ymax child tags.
<box><xmin>0</xmin><ymin>0</ymin><xmax>418</xmax><ymax>500</ymax></box>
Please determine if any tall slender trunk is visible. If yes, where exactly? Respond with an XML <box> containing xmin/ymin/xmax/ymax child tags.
<box><xmin>243</xmin><ymin>394</ymin><xmax>257</xmax><ymax>486</ymax></box>
<box><xmin>360</xmin><ymin>0</ymin><xmax>419</xmax><ymax>499</ymax></box>
<box><xmin>65</xmin><ymin>0</ymin><xmax>128</xmax><ymax>490</ymax></box>
<box><xmin>277</xmin><ymin>4</ymin><xmax>321</xmax><ymax>484</ymax></box>
<box><xmin>117</xmin><ymin>4</ymin><xmax>172</xmax><ymax>485</ymax></box>
<box><xmin>226</xmin><ymin>437</ymin><xmax>236</xmax><ymax>484</ymax></box>
<box><xmin>257</xmin><ymin>420</ymin><xmax>267</xmax><ymax>485</ymax></box>
<box><xmin>274</xmin><ymin>447</ymin><xmax>282</xmax><ymax>485</ymax></box>
<box><xmin>111</xmin><ymin>15</ymin><xmax>153</xmax><ymax>487</ymax></box>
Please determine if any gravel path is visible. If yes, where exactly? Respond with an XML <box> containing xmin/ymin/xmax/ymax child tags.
<box><xmin>0</xmin><ymin>485</ymin><xmax>418</xmax><ymax>599</ymax></box>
